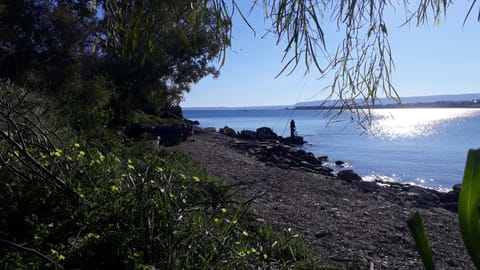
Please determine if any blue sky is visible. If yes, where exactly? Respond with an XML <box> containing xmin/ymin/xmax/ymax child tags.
<box><xmin>181</xmin><ymin>2</ymin><xmax>480</xmax><ymax>108</ymax></box>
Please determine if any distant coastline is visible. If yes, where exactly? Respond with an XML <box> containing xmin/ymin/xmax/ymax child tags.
<box><xmin>293</xmin><ymin>99</ymin><xmax>480</xmax><ymax>110</ymax></box>
<box><xmin>183</xmin><ymin>93</ymin><xmax>480</xmax><ymax>111</ymax></box>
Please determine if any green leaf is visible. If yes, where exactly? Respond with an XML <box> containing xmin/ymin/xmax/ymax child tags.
<box><xmin>407</xmin><ymin>212</ymin><xmax>435</xmax><ymax>270</ymax></box>
<box><xmin>458</xmin><ymin>149</ymin><xmax>480</xmax><ymax>269</ymax></box>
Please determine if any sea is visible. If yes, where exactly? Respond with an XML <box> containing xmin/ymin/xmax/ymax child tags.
<box><xmin>183</xmin><ymin>108</ymin><xmax>480</xmax><ymax>190</ymax></box>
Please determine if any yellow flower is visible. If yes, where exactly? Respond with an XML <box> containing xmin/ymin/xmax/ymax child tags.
<box><xmin>127</xmin><ymin>164</ymin><xmax>135</xmax><ymax>170</ymax></box>
<box><xmin>251</xmin><ymin>247</ymin><xmax>257</xmax><ymax>253</ymax></box>
<box><xmin>182</xmin><ymin>198</ymin><xmax>187</xmax><ymax>204</ymax></box>
<box><xmin>193</xmin><ymin>176</ymin><xmax>200</xmax><ymax>182</ymax></box>
<box><xmin>67</xmin><ymin>155</ymin><xmax>72</xmax><ymax>161</ymax></box>
<box><xmin>232</xmin><ymin>218</ymin><xmax>238</xmax><ymax>224</ymax></box>
<box><xmin>86</xmin><ymin>233</ymin><xmax>100</xmax><ymax>239</ymax></box>
<box><xmin>128</xmin><ymin>158</ymin><xmax>133</xmax><ymax>164</ymax></box>
<box><xmin>155</xmin><ymin>166</ymin><xmax>164</xmax><ymax>173</ymax></box>
<box><xmin>221</xmin><ymin>208</ymin><xmax>227</xmax><ymax>214</ymax></box>
<box><xmin>179</xmin><ymin>173</ymin><xmax>186</xmax><ymax>180</ymax></box>
<box><xmin>242</xmin><ymin>231</ymin><xmax>249</xmax><ymax>237</ymax></box>
<box><xmin>214</xmin><ymin>218</ymin><xmax>221</xmax><ymax>224</ymax></box>
<box><xmin>74</xmin><ymin>143</ymin><xmax>80</xmax><ymax>148</ymax></box>
<box><xmin>50</xmin><ymin>149</ymin><xmax>62</xmax><ymax>157</ymax></box>
<box><xmin>111</xmin><ymin>185</ymin><xmax>119</xmax><ymax>192</ymax></box>
<box><xmin>58</xmin><ymin>254</ymin><xmax>66</xmax><ymax>260</ymax></box>
<box><xmin>263</xmin><ymin>253</ymin><xmax>268</xmax><ymax>259</ymax></box>
<box><xmin>77</xmin><ymin>151</ymin><xmax>85</xmax><ymax>159</ymax></box>
<box><xmin>99</xmin><ymin>153</ymin><xmax>105</xmax><ymax>162</ymax></box>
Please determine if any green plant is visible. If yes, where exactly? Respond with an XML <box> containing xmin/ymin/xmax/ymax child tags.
<box><xmin>408</xmin><ymin>149</ymin><xmax>480</xmax><ymax>269</ymax></box>
<box><xmin>1</xmin><ymin>82</ymin><xmax>330</xmax><ymax>269</ymax></box>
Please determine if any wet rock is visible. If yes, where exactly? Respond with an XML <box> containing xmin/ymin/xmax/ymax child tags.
<box><xmin>335</xmin><ymin>160</ymin><xmax>345</xmax><ymax>166</ymax></box>
<box><xmin>337</xmin><ymin>170</ymin><xmax>362</xmax><ymax>182</ymax></box>
<box><xmin>453</xmin><ymin>184</ymin><xmax>462</xmax><ymax>192</ymax></box>
<box><xmin>256</xmin><ymin>127</ymin><xmax>279</xmax><ymax>140</ymax></box>
<box><xmin>219</xmin><ymin>126</ymin><xmax>237</xmax><ymax>137</ymax></box>
<box><xmin>302</xmin><ymin>152</ymin><xmax>323</xmax><ymax>165</ymax></box>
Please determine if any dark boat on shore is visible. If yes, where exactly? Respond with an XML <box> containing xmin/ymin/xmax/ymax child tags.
<box><xmin>127</xmin><ymin>124</ymin><xmax>194</xmax><ymax>145</ymax></box>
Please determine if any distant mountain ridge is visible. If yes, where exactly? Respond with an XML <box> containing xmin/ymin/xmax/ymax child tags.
<box><xmin>183</xmin><ymin>93</ymin><xmax>480</xmax><ymax>110</ymax></box>
<box><xmin>295</xmin><ymin>93</ymin><xmax>480</xmax><ymax>108</ymax></box>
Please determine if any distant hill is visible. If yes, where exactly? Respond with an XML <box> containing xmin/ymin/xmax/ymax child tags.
<box><xmin>295</xmin><ymin>93</ymin><xmax>480</xmax><ymax>108</ymax></box>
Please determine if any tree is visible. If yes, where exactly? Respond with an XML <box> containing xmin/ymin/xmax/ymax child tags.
<box><xmin>0</xmin><ymin>0</ymin><xmax>97</xmax><ymax>92</ymax></box>
<box><xmin>0</xmin><ymin>0</ymin><xmax>231</xmax><ymax>126</ymax></box>
<box><xmin>93</xmin><ymin>0</ymin><xmax>480</xmax><ymax>123</ymax></box>
<box><xmin>97</xmin><ymin>0</ymin><xmax>231</xmax><ymax>124</ymax></box>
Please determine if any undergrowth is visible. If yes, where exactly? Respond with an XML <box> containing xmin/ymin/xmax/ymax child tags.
<box><xmin>0</xmin><ymin>81</ymin><xmax>337</xmax><ymax>269</ymax></box>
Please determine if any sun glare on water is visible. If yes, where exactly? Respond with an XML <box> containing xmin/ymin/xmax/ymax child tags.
<box><xmin>368</xmin><ymin>108</ymin><xmax>480</xmax><ymax>139</ymax></box>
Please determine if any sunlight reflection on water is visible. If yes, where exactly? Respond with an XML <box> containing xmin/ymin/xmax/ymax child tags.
<box><xmin>368</xmin><ymin>108</ymin><xmax>480</xmax><ymax>139</ymax></box>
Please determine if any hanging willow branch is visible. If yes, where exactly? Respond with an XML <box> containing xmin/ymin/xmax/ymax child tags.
<box><xmin>89</xmin><ymin>0</ymin><xmax>478</xmax><ymax>124</ymax></box>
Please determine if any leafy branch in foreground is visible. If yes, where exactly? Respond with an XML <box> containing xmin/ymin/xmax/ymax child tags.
<box><xmin>408</xmin><ymin>149</ymin><xmax>480</xmax><ymax>269</ymax></box>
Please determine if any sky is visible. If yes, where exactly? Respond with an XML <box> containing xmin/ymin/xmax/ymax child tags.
<box><xmin>181</xmin><ymin>2</ymin><xmax>480</xmax><ymax>108</ymax></box>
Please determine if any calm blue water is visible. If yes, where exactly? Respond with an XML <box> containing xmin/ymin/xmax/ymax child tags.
<box><xmin>184</xmin><ymin>108</ymin><xmax>480</xmax><ymax>190</ymax></box>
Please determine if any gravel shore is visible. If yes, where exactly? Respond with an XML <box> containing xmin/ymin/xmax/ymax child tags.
<box><xmin>176</xmin><ymin>131</ymin><xmax>473</xmax><ymax>269</ymax></box>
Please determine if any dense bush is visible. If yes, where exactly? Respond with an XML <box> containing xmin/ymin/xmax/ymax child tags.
<box><xmin>0</xmin><ymin>81</ymin><xmax>327</xmax><ymax>269</ymax></box>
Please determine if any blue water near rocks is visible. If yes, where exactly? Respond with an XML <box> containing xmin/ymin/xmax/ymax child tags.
<box><xmin>183</xmin><ymin>108</ymin><xmax>480</xmax><ymax>190</ymax></box>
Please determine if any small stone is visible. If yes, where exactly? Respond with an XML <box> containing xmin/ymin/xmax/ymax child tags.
<box><xmin>335</xmin><ymin>160</ymin><xmax>345</xmax><ymax>166</ymax></box>
<box><xmin>315</xmin><ymin>230</ymin><xmax>331</xmax><ymax>238</ymax></box>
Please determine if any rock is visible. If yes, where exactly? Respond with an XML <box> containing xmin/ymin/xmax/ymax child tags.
<box><xmin>318</xmin><ymin>156</ymin><xmax>329</xmax><ymax>161</ymax></box>
<box><xmin>256</xmin><ymin>127</ymin><xmax>279</xmax><ymax>140</ymax></box>
<box><xmin>440</xmin><ymin>191</ymin><xmax>459</xmax><ymax>203</ymax></box>
<box><xmin>441</xmin><ymin>202</ymin><xmax>458</xmax><ymax>212</ymax></box>
<box><xmin>357</xmin><ymin>181</ymin><xmax>379</xmax><ymax>193</ymax></box>
<box><xmin>280</xmin><ymin>136</ymin><xmax>306</xmax><ymax>145</ymax></box>
<box><xmin>335</xmin><ymin>160</ymin><xmax>345</xmax><ymax>166</ymax></box>
<box><xmin>219</xmin><ymin>125</ymin><xmax>237</xmax><ymax>137</ymax></box>
<box><xmin>301</xmin><ymin>152</ymin><xmax>323</xmax><ymax>165</ymax></box>
<box><xmin>196</xmin><ymin>127</ymin><xmax>216</xmax><ymax>133</ymax></box>
<box><xmin>315</xmin><ymin>230</ymin><xmax>331</xmax><ymax>238</ymax></box>
<box><xmin>453</xmin><ymin>184</ymin><xmax>462</xmax><ymax>193</ymax></box>
<box><xmin>337</xmin><ymin>170</ymin><xmax>362</xmax><ymax>182</ymax></box>
<box><xmin>238</xmin><ymin>130</ymin><xmax>257</xmax><ymax>140</ymax></box>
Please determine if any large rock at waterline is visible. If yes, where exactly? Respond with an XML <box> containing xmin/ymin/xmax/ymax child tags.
<box><xmin>238</xmin><ymin>130</ymin><xmax>257</xmax><ymax>140</ymax></box>
<box><xmin>219</xmin><ymin>126</ymin><xmax>237</xmax><ymax>137</ymax></box>
<box><xmin>337</xmin><ymin>170</ymin><xmax>362</xmax><ymax>182</ymax></box>
<box><xmin>440</xmin><ymin>190</ymin><xmax>459</xmax><ymax>203</ymax></box>
<box><xmin>280</xmin><ymin>136</ymin><xmax>306</xmax><ymax>145</ymax></box>
<box><xmin>453</xmin><ymin>184</ymin><xmax>462</xmax><ymax>193</ymax></box>
<box><xmin>256</xmin><ymin>127</ymin><xmax>279</xmax><ymax>140</ymax></box>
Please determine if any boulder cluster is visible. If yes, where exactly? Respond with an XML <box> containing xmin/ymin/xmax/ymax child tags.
<box><xmin>204</xmin><ymin>125</ymin><xmax>463</xmax><ymax>213</ymax></box>
<box><xmin>219</xmin><ymin>126</ymin><xmax>306</xmax><ymax>145</ymax></box>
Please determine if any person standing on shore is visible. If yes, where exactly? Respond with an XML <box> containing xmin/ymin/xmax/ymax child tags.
<box><xmin>290</xmin><ymin>119</ymin><xmax>296</xmax><ymax>137</ymax></box>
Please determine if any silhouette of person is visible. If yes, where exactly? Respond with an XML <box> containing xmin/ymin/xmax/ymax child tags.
<box><xmin>290</xmin><ymin>119</ymin><xmax>296</xmax><ymax>137</ymax></box>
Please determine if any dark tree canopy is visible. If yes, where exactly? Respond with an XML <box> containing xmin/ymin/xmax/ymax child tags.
<box><xmin>0</xmin><ymin>0</ymin><xmax>231</xmax><ymax>126</ymax></box>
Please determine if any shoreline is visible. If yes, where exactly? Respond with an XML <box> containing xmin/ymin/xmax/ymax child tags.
<box><xmin>176</xmin><ymin>129</ymin><xmax>473</xmax><ymax>269</ymax></box>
